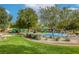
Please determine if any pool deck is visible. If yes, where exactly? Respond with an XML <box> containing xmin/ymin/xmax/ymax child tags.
<box><xmin>26</xmin><ymin>36</ymin><xmax>79</xmax><ymax>46</ymax></box>
<box><xmin>30</xmin><ymin>39</ymin><xmax>79</xmax><ymax>46</ymax></box>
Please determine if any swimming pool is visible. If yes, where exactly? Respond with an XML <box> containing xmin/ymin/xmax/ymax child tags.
<box><xmin>42</xmin><ymin>33</ymin><xmax>67</xmax><ymax>37</ymax></box>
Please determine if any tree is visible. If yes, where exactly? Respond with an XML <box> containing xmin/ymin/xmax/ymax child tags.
<box><xmin>0</xmin><ymin>7</ymin><xmax>12</xmax><ymax>30</ymax></box>
<box><xmin>56</xmin><ymin>8</ymin><xmax>79</xmax><ymax>32</ymax></box>
<box><xmin>39</xmin><ymin>6</ymin><xmax>60</xmax><ymax>30</ymax></box>
<box><xmin>39</xmin><ymin>6</ymin><xmax>79</xmax><ymax>32</ymax></box>
<box><xmin>65</xmin><ymin>22</ymin><xmax>78</xmax><ymax>30</ymax></box>
<box><xmin>15</xmin><ymin>8</ymin><xmax>38</xmax><ymax>31</ymax></box>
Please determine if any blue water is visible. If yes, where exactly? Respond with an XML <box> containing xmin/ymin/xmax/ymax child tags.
<box><xmin>42</xmin><ymin>33</ymin><xmax>67</xmax><ymax>37</ymax></box>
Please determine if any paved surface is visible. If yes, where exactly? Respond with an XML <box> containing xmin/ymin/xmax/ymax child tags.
<box><xmin>26</xmin><ymin>37</ymin><xmax>79</xmax><ymax>46</ymax></box>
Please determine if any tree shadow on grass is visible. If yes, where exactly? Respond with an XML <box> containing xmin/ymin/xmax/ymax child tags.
<box><xmin>0</xmin><ymin>44</ymin><xmax>42</xmax><ymax>54</ymax></box>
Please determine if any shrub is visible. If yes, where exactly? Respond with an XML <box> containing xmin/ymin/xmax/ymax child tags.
<box><xmin>54</xmin><ymin>37</ymin><xmax>60</xmax><ymax>41</ymax></box>
<box><xmin>64</xmin><ymin>38</ymin><xmax>70</xmax><ymax>41</ymax></box>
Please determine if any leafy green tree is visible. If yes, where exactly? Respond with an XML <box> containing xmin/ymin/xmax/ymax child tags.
<box><xmin>15</xmin><ymin>8</ymin><xmax>38</xmax><ymax>31</ymax></box>
<box><xmin>0</xmin><ymin>7</ymin><xmax>12</xmax><ymax>30</ymax></box>
<box><xmin>39</xmin><ymin>6</ymin><xmax>60</xmax><ymax>30</ymax></box>
<box><xmin>39</xmin><ymin>6</ymin><xmax>79</xmax><ymax>32</ymax></box>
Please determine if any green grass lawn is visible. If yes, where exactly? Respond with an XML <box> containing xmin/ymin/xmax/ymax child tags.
<box><xmin>0</xmin><ymin>35</ymin><xmax>79</xmax><ymax>54</ymax></box>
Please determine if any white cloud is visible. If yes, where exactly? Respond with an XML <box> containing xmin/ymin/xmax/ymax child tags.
<box><xmin>38</xmin><ymin>4</ymin><xmax>55</xmax><ymax>8</ymax></box>
<box><xmin>68</xmin><ymin>8</ymin><xmax>79</xmax><ymax>10</ymax></box>
<box><xmin>25</xmin><ymin>4</ymin><xmax>55</xmax><ymax>11</ymax></box>
<box><xmin>6</xmin><ymin>9</ymin><xmax>10</xmax><ymax>14</ymax></box>
<box><xmin>25</xmin><ymin>4</ymin><xmax>55</xmax><ymax>8</ymax></box>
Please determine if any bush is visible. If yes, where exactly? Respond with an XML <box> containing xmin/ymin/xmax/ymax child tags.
<box><xmin>64</xmin><ymin>38</ymin><xmax>70</xmax><ymax>41</ymax></box>
<box><xmin>26</xmin><ymin>34</ymin><xmax>32</xmax><ymax>38</ymax></box>
<box><xmin>54</xmin><ymin>37</ymin><xmax>60</xmax><ymax>41</ymax></box>
<box><xmin>25</xmin><ymin>33</ymin><xmax>41</xmax><ymax>40</ymax></box>
<box><xmin>9</xmin><ymin>28</ymin><xmax>20</xmax><ymax>33</ymax></box>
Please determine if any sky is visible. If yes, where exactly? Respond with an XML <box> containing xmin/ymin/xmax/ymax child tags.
<box><xmin>0</xmin><ymin>4</ymin><xmax>79</xmax><ymax>22</ymax></box>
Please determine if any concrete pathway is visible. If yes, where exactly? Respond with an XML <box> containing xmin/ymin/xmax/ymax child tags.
<box><xmin>26</xmin><ymin>37</ymin><xmax>79</xmax><ymax>46</ymax></box>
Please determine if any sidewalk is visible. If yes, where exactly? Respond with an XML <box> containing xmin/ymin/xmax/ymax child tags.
<box><xmin>27</xmin><ymin>38</ymin><xmax>79</xmax><ymax>46</ymax></box>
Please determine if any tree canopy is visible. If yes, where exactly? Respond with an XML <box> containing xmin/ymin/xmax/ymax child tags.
<box><xmin>0</xmin><ymin>7</ymin><xmax>12</xmax><ymax>29</ymax></box>
<box><xmin>39</xmin><ymin>6</ymin><xmax>79</xmax><ymax>31</ymax></box>
<box><xmin>15</xmin><ymin>8</ymin><xmax>38</xmax><ymax>30</ymax></box>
